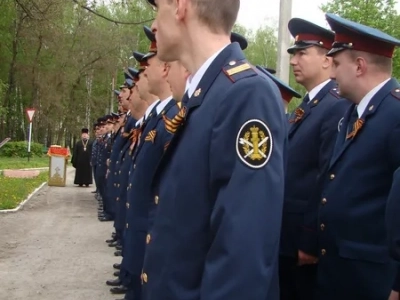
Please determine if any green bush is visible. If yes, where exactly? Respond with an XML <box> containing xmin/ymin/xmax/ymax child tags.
<box><xmin>0</xmin><ymin>141</ymin><xmax>44</xmax><ymax>158</ymax></box>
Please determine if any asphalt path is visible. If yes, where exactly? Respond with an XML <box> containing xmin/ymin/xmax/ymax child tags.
<box><xmin>0</xmin><ymin>167</ymin><xmax>118</xmax><ymax>300</ymax></box>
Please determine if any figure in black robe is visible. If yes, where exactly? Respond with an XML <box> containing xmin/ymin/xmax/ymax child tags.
<box><xmin>71</xmin><ymin>128</ymin><xmax>93</xmax><ymax>186</ymax></box>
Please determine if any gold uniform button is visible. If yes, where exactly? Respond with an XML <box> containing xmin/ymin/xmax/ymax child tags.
<box><xmin>114</xmin><ymin>172</ymin><xmax>117</xmax><ymax>175</ymax></box>
<box><xmin>321</xmin><ymin>198</ymin><xmax>327</xmax><ymax>205</ymax></box>
<box><xmin>117</xmin><ymin>184</ymin><xmax>120</xmax><ymax>187</ymax></box>
<box><xmin>116</xmin><ymin>197</ymin><xmax>120</xmax><ymax>201</ymax></box>
<box><xmin>129</xmin><ymin>183</ymin><xmax>132</xmax><ymax>187</ymax></box>
<box><xmin>146</xmin><ymin>234</ymin><xmax>151</xmax><ymax>244</ymax></box>
<box><xmin>114</xmin><ymin>183</ymin><xmax>116</xmax><ymax>187</ymax></box>
<box><xmin>134</xmin><ymin>164</ymin><xmax>136</xmax><ymax>169</ymax></box>
<box><xmin>126</xmin><ymin>203</ymin><xmax>130</xmax><ymax>209</ymax></box>
<box><xmin>126</xmin><ymin>223</ymin><xmax>129</xmax><ymax>229</ymax></box>
<box><xmin>320</xmin><ymin>223</ymin><xmax>325</xmax><ymax>231</ymax></box>
<box><xmin>154</xmin><ymin>195</ymin><xmax>159</xmax><ymax>204</ymax></box>
<box><xmin>321</xmin><ymin>249</ymin><xmax>326</xmax><ymax>255</ymax></box>
<box><xmin>119</xmin><ymin>171</ymin><xmax>121</xmax><ymax>174</ymax></box>
<box><xmin>142</xmin><ymin>273</ymin><xmax>148</xmax><ymax>283</ymax></box>
<box><xmin>330</xmin><ymin>174</ymin><xmax>335</xmax><ymax>180</ymax></box>
<box><xmin>129</xmin><ymin>171</ymin><xmax>131</xmax><ymax>175</ymax></box>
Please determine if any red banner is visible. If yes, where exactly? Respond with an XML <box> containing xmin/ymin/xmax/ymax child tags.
<box><xmin>47</xmin><ymin>146</ymin><xmax>69</xmax><ymax>157</ymax></box>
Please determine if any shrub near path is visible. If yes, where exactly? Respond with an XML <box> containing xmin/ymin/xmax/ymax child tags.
<box><xmin>0</xmin><ymin>171</ymin><xmax>48</xmax><ymax>210</ymax></box>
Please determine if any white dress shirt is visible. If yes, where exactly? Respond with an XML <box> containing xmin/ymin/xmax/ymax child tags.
<box><xmin>135</xmin><ymin>100</ymin><xmax>160</xmax><ymax>127</ymax></box>
<box><xmin>186</xmin><ymin>45</ymin><xmax>228</xmax><ymax>98</ymax></box>
<box><xmin>357</xmin><ymin>78</ymin><xmax>390</xmax><ymax>117</ymax></box>
<box><xmin>156</xmin><ymin>96</ymin><xmax>173</xmax><ymax>115</ymax></box>
<box><xmin>306</xmin><ymin>79</ymin><xmax>331</xmax><ymax>103</ymax></box>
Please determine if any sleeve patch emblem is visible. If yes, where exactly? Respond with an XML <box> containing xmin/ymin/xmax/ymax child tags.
<box><xmin>236</xmin><ymin>119</ymin><xmax>273</xmax><ymax>169</ymax></box>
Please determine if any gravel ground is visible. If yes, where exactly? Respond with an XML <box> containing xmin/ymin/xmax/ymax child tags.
<box><xmin>0</xmin><ymin>167</ymin><xmax>119</xmax><ymax>300</ymax></box>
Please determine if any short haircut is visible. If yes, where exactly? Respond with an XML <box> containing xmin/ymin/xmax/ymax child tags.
<box><xmin>315</xmin><ymin>46</ymin><xmax>329</xmax><ymax>56</ymax></box>
<box><xmin>190</xmin><ymin>0</ymin><xmax>240</xmax><ymax>34</ymax></box>
<box><xmin>349</xmin><ymin>50</ymin><xmax>392</xmax><ymax>73</ymax></box>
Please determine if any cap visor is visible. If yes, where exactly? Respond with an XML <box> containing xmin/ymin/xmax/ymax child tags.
<box><xmin>287</xmin><ymin>43</ymin><xmax>313</xmax><ymax>54</ymax></box>
<box><xmin>142</xmin><ymin>52</ymin><xmax>156</xmax><ymax>60</ymax></box>
<box><xmin>326</xmin><ymin>47</ymin><xmax>345</xmax><ymax>57</ymax></box>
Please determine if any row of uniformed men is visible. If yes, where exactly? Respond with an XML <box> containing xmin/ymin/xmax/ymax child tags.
<box><xmin>91</xmin><ymin>6</ymin><xmax>400</xmax><ymax>300</ymax></box>
<box><xmin>95</xmin><ymin>25</ymin><xmax>286</xmax><ymax>300</ymax></box>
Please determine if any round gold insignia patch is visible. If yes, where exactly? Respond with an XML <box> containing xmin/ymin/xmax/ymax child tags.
<box><xmin>236</xmin><ymin>119</ymin><xmax>273</xmax><ymax>169</ymax></box>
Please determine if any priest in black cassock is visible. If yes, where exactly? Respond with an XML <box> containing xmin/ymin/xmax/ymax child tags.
<box><xmin>71</xmin><ymin>128</ymin><xmax>93</xmax><ymax>187</ymax></box>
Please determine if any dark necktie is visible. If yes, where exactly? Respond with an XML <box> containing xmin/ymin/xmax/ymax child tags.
<box><xmin>303</xmin><ymin>94</ymin><xmax>310</xmax><ymax>105</ymax></box>
<box><xmin>182</xmin><ymin>90</ymin><xmax>190</xmax><ymax>106</ymax></box>
<box><xmin>142</xmin><ymin>104</ymin><xmax>158</xmax><ymax>126</ymax></box>
<box><xmin>346</xmin><ymin>106</ymin><xmax>359</xmax><ymax>137</ymax></box>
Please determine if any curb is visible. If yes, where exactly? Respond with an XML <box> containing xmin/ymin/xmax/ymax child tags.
<box><xmin>0</xmin><ymin>167</ymin><xmax>48</xmax><ymax>173</ymax></box>
<box><xmin>0</xmin><ymin>182</ymin><xmax>48</xmax><ymax>213</ymax></box>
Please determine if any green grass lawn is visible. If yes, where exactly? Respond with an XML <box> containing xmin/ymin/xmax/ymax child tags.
<box><xmin>0</xmin><ymin>171</ymin><xmax>48</xmax><ymax>210</ymax></box>
<box><xmin>0</xmin><ymin>156</ymin><xmax>49</xmax><ymax>170</ymax></box>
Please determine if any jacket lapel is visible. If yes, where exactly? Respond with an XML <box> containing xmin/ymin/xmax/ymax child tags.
<box><xmin>288</xmin><ymin>80</ymin><xmax>336</xmax><ymax>137</ymax></box>
<box><xmin>134</xmin><ymin>100</ymin><xmax>177</xmax><ymax>156</ymax></box>
<box><xmin>329</xmin><ymin>78</ymin><xmax>399</xmax><ymax>169</ymax></box>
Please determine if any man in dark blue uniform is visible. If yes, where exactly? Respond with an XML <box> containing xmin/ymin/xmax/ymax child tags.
<box><xmin>107</xmin><ymin>64</ymin><xmax>151</xmax><ymax>295</ymax></box>
<box><xmin>107</xmin><ymin>76</ymin><xmax>137</xmax><ymax>246</ymax></box>
<box><xmin>279</xmin><ymin>18</ymin><xmax>350</xmax><ymax>300</ymax></box>
<box><xmin>106</xmin><ymin>111</ymin><xmax>126</xmax><ymax>248</ymax></box>
<box><xmin>90</xmin><ymin>123</ymin><xmax>100</xmax><ymax>194</ymax></box>
<box><xmin>315</xmin><ymin>13</ymin><xmax>400</xmax><ymax>299</ymax></box>
<box><xmin>117</xmin><ymin>26</ymin><xmax>180</xmax><ymax>300</ymax></box>
<box><xmin>95</xmin><ymin>117</ymin><xmax>106</xmax><ymax>214</ymax></box>
<box><xmin>141</xmin><ymin>0</ymin><xmax>286</xmax><ymax>299</ymax></box>
<box><xmin>97</xmin><ymin>114</ymin><xmax>114</xmax><ymax>222</ymax></box>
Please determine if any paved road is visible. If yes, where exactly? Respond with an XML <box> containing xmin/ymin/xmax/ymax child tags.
<box><xmin>0</xmin><ymin>167</ymin><xmax>118</xmax><ymax>300</ymax></box>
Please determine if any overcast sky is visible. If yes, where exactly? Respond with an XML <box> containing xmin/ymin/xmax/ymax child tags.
<box><xmin>237</xmin><ymin>0</ymin><xmax>400</xmax><ymax>30</ymax></box>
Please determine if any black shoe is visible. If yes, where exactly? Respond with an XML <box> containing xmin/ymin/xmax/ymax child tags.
<box><xmin>109</xmin><ymin>241</ymin><xmax>118</xmax><ymax>247</ymax></box>
<box><xmin>106</xmin><ymin>238</ymin><xmax>117</xmax><ymax>243</ymax></box>
<box><xmin>116</xmin><ymin>245</ymin><xmax>122</xmax><ymax>251</ymax></box>
<box><xmin>99</xmin><ymin>216</ymin><xmax>113</xmax><ymax>222</ymax></box>
<box><xmin>91</xmin><ymin>190</ymin><xmax>97</xmax><ymax>193</ymax></box>
<box><xmin>114</xmin><ymin>250</ymin><xmax>122</xmax><ymax>256</ymax></box>
<box><xmin>106</xmin><ymin>278</ymin><xmax>121</xmax><ymax>286</ymax></box>
<box><xmin>114</xmin><ymin>270</ymin><xmax>120</xmax><ymax>277</ymax></box>
<box><xmin>113</xmin><ymin>263</ymin><xmax>121</xmax><ymax>270</ymax></box>
<box><xmin>110</xmin><ymin>285</ymin><xmax>128</xmax><ymax>294</ymax></box>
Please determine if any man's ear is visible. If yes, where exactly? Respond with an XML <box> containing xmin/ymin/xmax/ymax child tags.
<box><xmin>176</xmin><ymin>0</ymin><xmax>188</xmax><ymax>21</ymax></box>
<box><xmin>355</xmin><ymin>56</ymin><xmax>368</xmax><ymax>77</ymax></box>
<box><xmin>322</xmin><ymin>55</ymin><xmax>332</xmax><ymax>70</ymax></box>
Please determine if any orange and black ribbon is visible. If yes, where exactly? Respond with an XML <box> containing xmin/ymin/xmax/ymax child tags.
<box><xmin>346</xmin><ymin>118</ymin><xmax>364</xmax><ymax>140</ymax></box>
<box><xmin>289</xmin><ymin>107</ymin><xmax>305</xmax><ymax>123</ymax></box>
<box><xmin>163</xmin><ymin>106</ymin><xmax>187</xmax><ymax>134</ymax></box>
<box><xmin>145</xmin><ymin>130</ymin><xmax>157</xmax><ymax>143</ymax></box>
